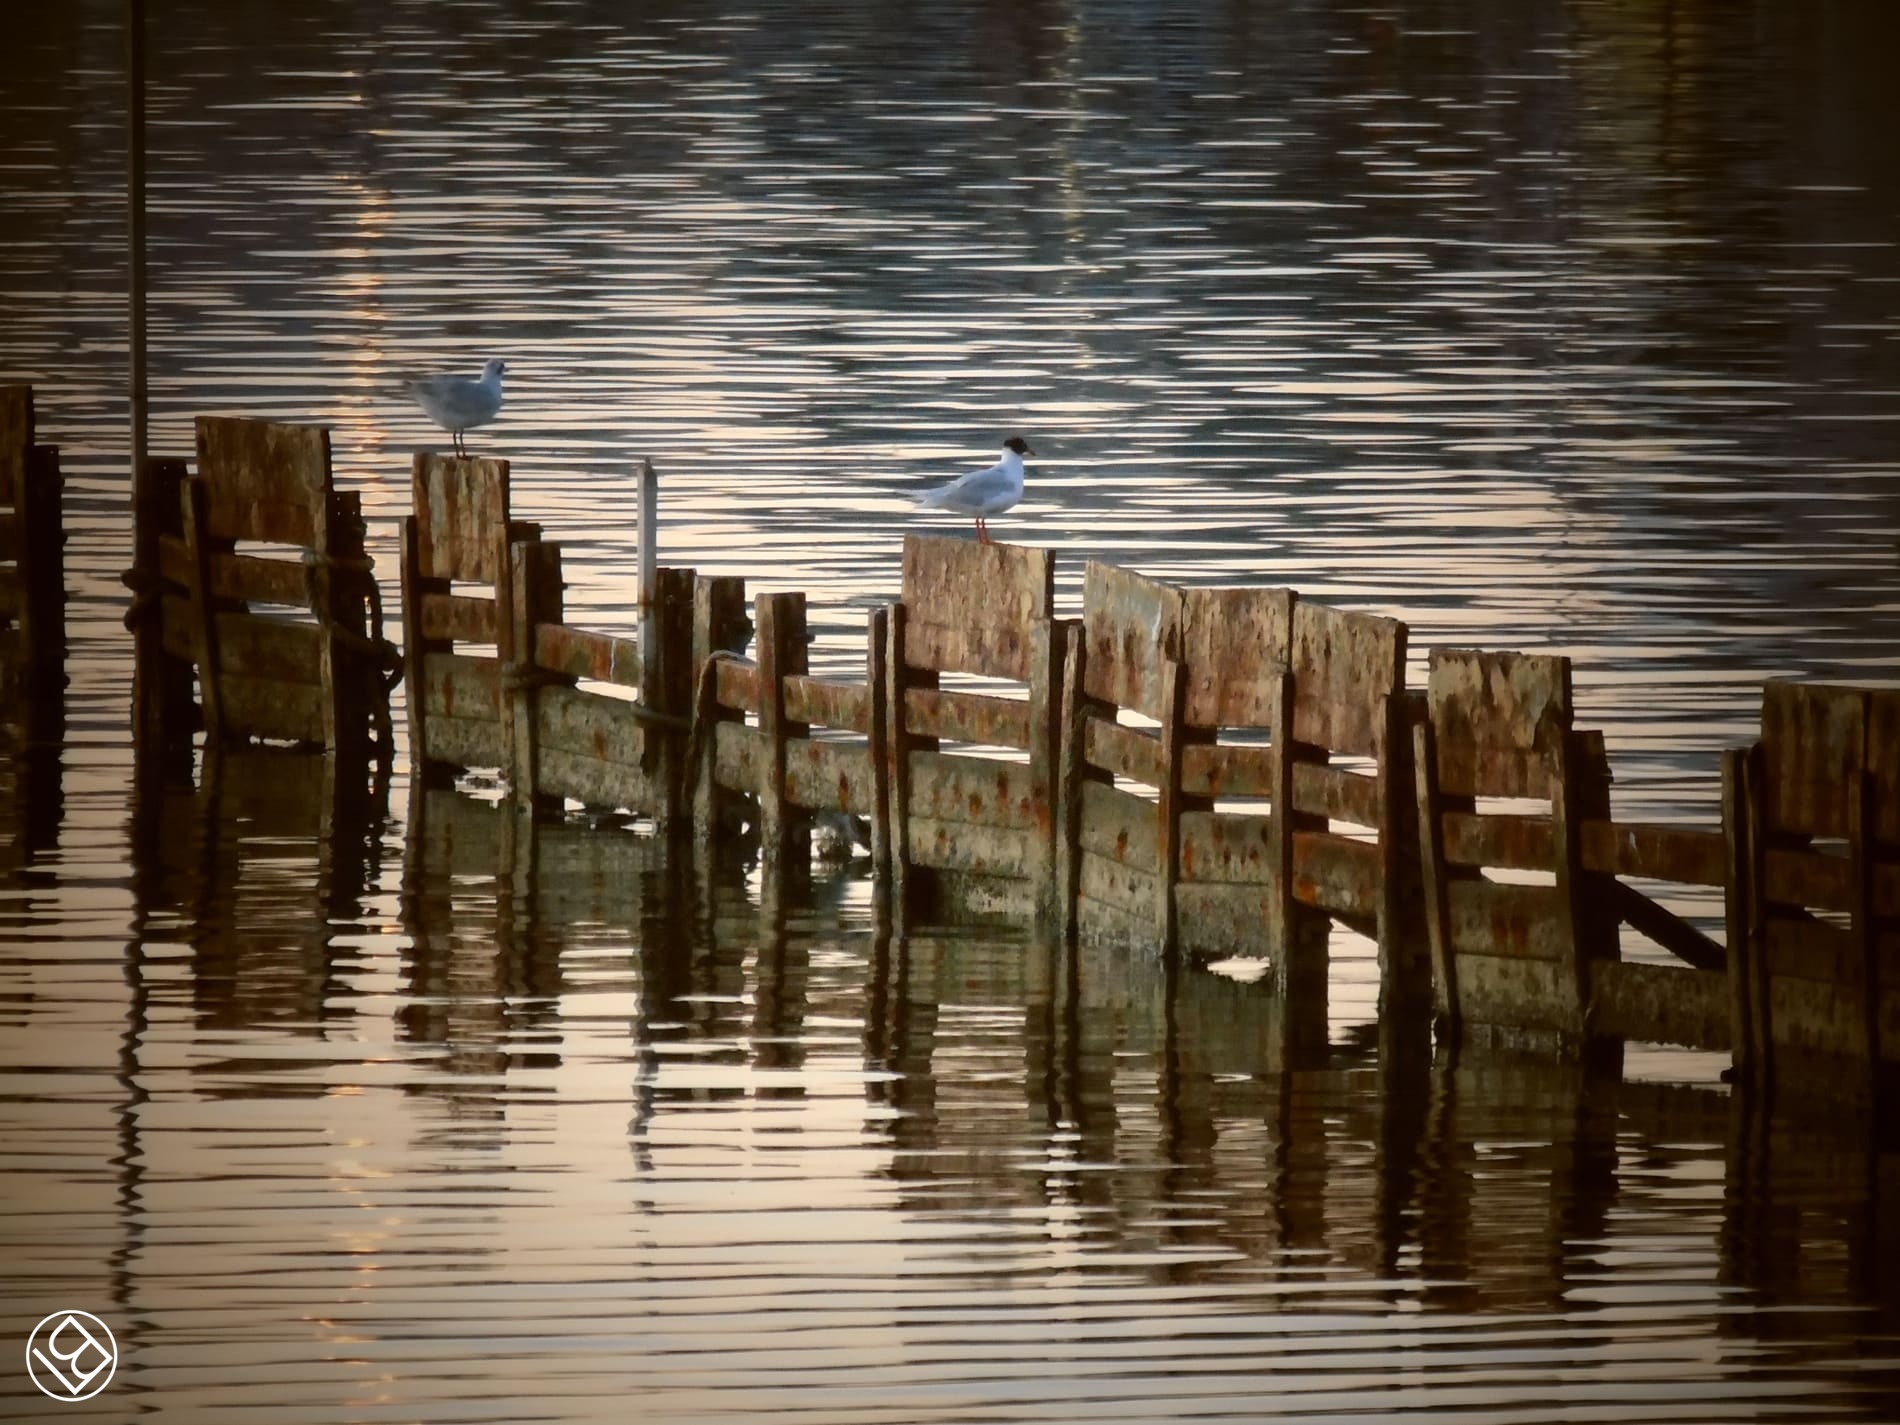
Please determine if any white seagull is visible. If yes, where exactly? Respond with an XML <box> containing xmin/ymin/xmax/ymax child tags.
<box><xmin>916</xmin><ymin>435</ymin><xmax>1034</xmax><ymax>544</ymax></box>
<box><xmin>406</xmin><ymin>358</ymin><xmax>506</xmax><ymax>457</ymax></box>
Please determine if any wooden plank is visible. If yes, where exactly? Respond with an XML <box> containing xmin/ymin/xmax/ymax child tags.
<box><xmin>907</xmin><ymin>749</ymin><xmax>1040</xmax><ymax>830</ymax></box>
<box><xmin>1181</xmin><ymin>741</ymin><xmax>1277</xmax><ymax>799</ymax></box>
<box><xmin>421</xmin><ymin>591</ymin><xmax>498</xmax><ymax>645</ymax></box>
<box><xmin>1425</xmin><ymin>646</ymin><xmax>1568</xmax><ymax>799</ymax></box>
<box><xmin>1083</xmin><ymin>713</ymin><xmax>1164</xmax><ymax>788</ymax></box>
<box><xmin>536</xmin><ymin>745</ymin><xmax>657</xmax><ymax>814</ymax></box>
<box><xmin>508</xmin><ymin>539</ymin><xmax>566</xmax><ymax>813</ymax></box>
<box><xmin>1155</xmin><ymin>657</ymin><xmax>1189</xmax><ymax>951</ymax></box>
<box><xmin>1291</xmin><ymin>600</ymin><xmax>1406</xmax><ymax>759</ymax></box>
<box><xmin>1179</xmin><ymin>584</ymin><xmax>1295</xmax><ymax>729</ymax></box>
<box><xmin>1762</xmin><ymin>913</ymin><xmax>1860</xmax><ymax>986</ymax></box>
<box><xmin>1606</xmin><ymin>879</ymin><xmax>1726</xmax><ymax>972</ymax></box>
<box><xmin>1442</xmin><ymin>810</ymin><xmax>1556</xmax><ymax>871</ymax></box>
<box><xmin>1078</xmin><ymin>848</ymin><xmax>1161</xmax><ymax>924</ymax></box>
<box><xmin>211</xmin><ymin>610</ymin><xmax>323</xmax><ymax>687</ymax></box>
<box><xmin>1178</xmin><ymin>808</ymin><xmax>1274</xmax><ymax>884</ymax></box>
<box><xmin>900</xmin><ymin>533</ymin><xmax>1053</xmax><ymax>680</ymax></box>
<box><xmin>1267</xmin><ymin>667</ymin><xmax>1298</xmax><ymax>964</ymax></box>
<box><xmin>866</xmin><ymin>607</ymin><xmax>892</xmax><ymax>883</ymax></box>
<box><xmin>1869</xmin><ymin>688</ymin><xmax>1900</xmax><ymax>848</ymax></box>
<box><xmin>1590</xmin><ymin>959</ymin><xmax>1731</xmax><ymax>1051</ymax></box>
<box><xmin>399</xmin><ymin>516</ymin><xmax>442</xmax><ymax>781</ymax></box>
<box><xmin>534</xmin><ymin>682</ymin><xmax>648</xmax><ymax>766</ymax></box>
<box><xmin>411</xmin><ymin>452</ymin><xmax>509</xmax><ymax>584</ymax></box>
<box><xmin>904</xmin><ymin>685</ymin><xmax>1030</xmax><ymax>748</ymax></box>
<box><xmin>0</xmin><ymin>521</ymin><xmax>21</xmax><ymax>564</ymax></box>
<box><xmin>691</xmin><ymin>573</ymin><xmax>751</xmax><ymax>852</ymax></box>
<box><xmin>1292</xmin><ymin>760</ymin><xmax>1382</xmax><ymax>830</ymax></box>
<box><xmin>1289</xmin><ymin>828</ymin><xmax>1380</xmax><ymax>921</ymax></box>
<box><xmin>1053</xmin><ymin>620</ymin><xmax>1089</xmax><ymax>948</ymax></box>
<box><xmin>200</xmin><ymin>550</ymin><xmax>310</xmax><ymax>609</ymax></box>
<box><xmin>180</xmin><ymin>477</ymin><xmax>226</xmax><ymax>739</ymax></box>
<box><xmin>218</xmin><ymin>672</ymin><xmax>325</xmax><ymax>745</ymax></box>
<box><xmin>784</xmin><ymin>736</ymin><xmax>880</xmax><ymax>819</ymax></box>
<box><xmin>1765</xmin><ymin>972</ymin><xmax>1868</xmax><ymax>1059</ymax></box>
<box><xmin>1080</xmin><ymin>560</ymin><xmax>1181</xmax><ymax>720</ymax></box>
<box><xmin>1453</xmin><ymin>953</ymin><xmax>1573</xmax><ymax>1037</ymax></box>
<box><xmin>712</xmin><ymin>719</ymin><xmax>765</xmax><ymax>793</ymax></box>
<box><xmin>908</xmin><ymin>815</ymin><xmax>1035</xmax><ymax>880</ymax></box>
<box><xmin>784</xmin><ymin>673</ymin><xmax>874</xmax><ymax>734</ymax></box>
<box><xmin>193</xmin><ymin>416</ymin><xmax>328</xmax><ymax>546</ymax></box>
<box><xmin>1445</xmin><ymin>877</ymin><xmax>1567</xmax><ymax>960</ymax></box>
<box><xmin>533</xmin><ymin>621</ymin><xmax>642</xmax><ymax>689</ymax></box>
<box><xmin>1077</xmin><ymin>778</ymin><xmax>1159</xmax><ymax>872</ymax></box>
<box><xmin>416</xmin><ymin>711</ymin><xmax>506</xmax><ymax>773</ymax></box>
<box><xmin>418</xmin><ymin>651</ymin><xmax>502</xmax><ymax>724</ymax></box>
<box><xmin>1174</xmin><ymin>881</ymin><xmax>1272</xmax><ymax>960</ymax></box>
<box><xmin>714</xmin><ymin>656</ymin><xmax>759</xmax><ymax>713</ymax></box>
<box><xmin>1580</xmin><ymin>819</ymin><xmax>1726</xmax><ymax>887</ymax></box>
<box><xmin>1721</xmin><ymin>748</ymin><xmax>1760</xmax><ymax>1083</ymax></box>
<box><xmin>1761</xmin><ymin>845</ymin><xmax>1855</xmax><ymax>914</ymax></box>
<box><xmin>1760</xmin><ymin>680</ymin><xmax>1864</xmax><ymax>839</ymax></box>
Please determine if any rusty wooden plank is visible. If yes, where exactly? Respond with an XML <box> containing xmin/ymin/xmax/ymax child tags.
<box><xmin>210</xmin><ymin>610</ymin><xmax>323</xmax><ymax>687</ymax></box>
<box><xmin>1291</xmin><ymin>600</ymin><xmax>1406</xmax><ymax>759</ymax></box>
<box><xmin>421</xmin><ymin>591</ymin><xmax>498</xmax><ymax>646</ymax></box>
<box><xmin>418</xmin><ymin>650</ymin><xmax>503</xmax><ymax>724</ymax></box>
<box><xmin>784</xmin><ymin>736</ymin><xmax>880</xmax><ymax>818</ymax></box>
<box><xmin>413</xmin><ymin>711</ymin><xmax>502</xmax><ymax>773</ymax></box>
<box><xmin>534</xmin><ymin>682</ymin><xmax>647</xmax><ymax>766</ymax></box>
<box><xmin>1155</xmin><ymin>657</ymin><xmax>1191</xmax><ymax>951</ymax></box>
<box><xmin>1444</xmin><ymin>877</ymin><xmax>1566</xmax><ymax>960</ymax></box>
<box><xmin>1604</xmin><ymin>880</ymin><xmax>1726</xmax><ymax>972</ymax></box>
<box><xmin>218</xmin><ymin>672</ymin><xmax>325</xmax><ymax>745</ymax></box>
<box><xmin>1083</xmin><ymin>713</ymin><xmax>1164</xmax><ymax>787</ymax></box>
<box><xmin>907</xmin><ymin>749</ymin><xmax>1040</xmax><ymax>830</ymax></box>
<box><xmin>1760</xmin><ymin>680</ymin><xmax>1865</xmax><ymax>840</ymax></box>
<box><xmin>399</xmin><ymin>516</ymin><xmax>442</xmax><ymax>781</ymax></box>
<box><xmin>1292</xmin><ymin>760</ymin><xmax>1382</xmax><ymax>831</ymax></box>
<box><xmin>1425</xmin><ymin>645</ymin><xmax>1568</xmax><ymax>800</ymax></box>
<box><xmin>198</xmin><ymin>551</ymin><xmax>310</xmax><ymax>609</ymax></box>
<box><xmin>532</xmin><ymin>621</ymin><xmax>641</xmax><ymax>688</ymax></box>
<box><xmin>909</xmin><ymin>815</ymin><xmax>1035</xmax><ymax>880</ymax></box>
<box><xmin>1761</xmin><ymin>845</ymin><xmax>1855</xmax><ymax>914</ymax></box>
<box><xmin>536</xmin><ymin>745</ymin><xmax>657</xmax><ymax>813</ymax></box>
<box><xmin>900</xmin><ymin>533</ymin><xmax>1053</xmax><ymax>681</ymax></box>
<box><xmin>1178</xmin><ymin>809</ymin><xmax>1273</xmax><ymax>884</ymax></box>
<box><xmin>1181</xmin><ymin>741</ymin><xmax>1277</xmax><ymax>799</ymax></box>
<box><xmin>1722</xmin><ymin>748</ymin><xmax>1759</xmax><ymax>1083</ymax></box>
<box><xmin>783</xmin><ymin>673</ymin><xmax>873</xmax><ymax>733</ymax></box>
<box><xmin>866</xmin><ymin>607</ymin><xmax>893</xmax><ymax>883</ymax></box>
<box><xmin>691</xmin><ymin>573</ymin><xmax>751</xmax><ymax>852</ymax></box>
<box><xmin>411</xmin><ymin>452</ymin><xmax>509</xmax><ymax>584</ymax></box>
<box><xmin>1589</xmin><ymin>959</ymin><xmax>1731</xmax><ymax>1051</ymax></box>
<box><xmin>1077</xmin><ymin>777</ymin><xmax>1159</xmax><ymax>873</ymax></box>
<box><xmin>1081</xmin><ymin>560</ymin><xmax>1181</xmax><ymax>720</ymax></box>
<box><xmin>1178</xmin><ymin>584</ymin><xmax>1294</xmax><ymax>730</ymax></box>
<box><xmin>1174</xmin><ymin>881</ymin><xmax>1272</xmax><ymax>960</ymax></box>
<box><xmin>905</xmin><ymin>685</ymin><xmax>1031</xmax><ymax>748</ymax></box>
<box><xmin>1442</xmin><ymin>810</ymin><xmax>1556</xmax><ymax>871</ymax></box>
<box><xmin>193</xmin><ymin>416</ymin><xmax>328</xmax><ymax>547</ymax></box>
<box><xmin>714</xmin><ymin>656</ymin><xmax>759</xmax><ymax>713</ymax></box>
<box><xmin>1289</xmin><ymin>828</ymin><xmax>1381</xmax><ymax>921</ymax></box>
<box><xmin>1579</xmin><ymin>819</ymin><xmax>1726</xmax><ymax>887</ymax></box>
<box><xmin>1053</xmin><ymin>620</ymin><xmax>1089</xmax><ymax>948</ymax></box>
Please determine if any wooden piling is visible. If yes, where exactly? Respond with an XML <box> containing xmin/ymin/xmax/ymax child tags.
<box><xmin>756</xmin><ymin>591</ymin><xmax>809</xmax><ymax>871</ymax></box>
<box><xmin>690</xmin><ymin>574</ymin><xmax>749</xmax><ymax>855</ymax></box>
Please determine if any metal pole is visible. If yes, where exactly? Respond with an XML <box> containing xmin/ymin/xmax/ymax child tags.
<box><xmin>128</xmin><ymin>0</ymin><xmax>148</xmax><ymax>480</ymax></box>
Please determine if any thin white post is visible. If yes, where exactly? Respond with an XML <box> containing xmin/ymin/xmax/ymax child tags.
<box><xmin>128</xmin><ymin>0</ymin><xmax>148</xmax><ymax>480</ymax></box>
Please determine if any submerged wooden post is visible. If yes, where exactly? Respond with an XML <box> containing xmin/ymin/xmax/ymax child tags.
<box><xmin>756</xmin><ymin>591</ymin><xmax>808</xmax><ymax>871</ymax></box>
<box><xmin>636</xmin><ymin>458</ymin><xmax>661</xmax><ymax>782</ymax></box>
<box><xmin>1266</xmin><ymin>667</ymin><xmax>1299</xmax><ymax>975</ymax></box>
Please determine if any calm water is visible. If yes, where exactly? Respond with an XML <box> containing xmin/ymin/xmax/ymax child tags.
<box><xmin>4</xmin><ymin>0</ymin><xmax>1900</xmax><ymax>1419</ymax></box>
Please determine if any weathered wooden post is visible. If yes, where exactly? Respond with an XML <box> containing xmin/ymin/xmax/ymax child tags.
<box><xmin>689</xmin><ymin>573</ymin><xmax>749</xmax><ymax>855</ymax></box>
<box><xmin>755</xmin><ymin>591</ymin><xmax>809</xmax><ymax>871</ymax></box>
<box><xmin>129</xmin><ymin>455</ymin><xmax>193</xmax><ymax>755</ymax></box>
<box><xmin>1154</xmin><ymin>657</ymin><xmax>1189</xmax><ymax>955</ymax></box>
<box><xmin>507</xmin><ymin>538</ymin><xmax>566</xmax><ymax>816</ymax></box>
<box><xmin>2</xmin><ymin>386</ymin><xmax>67</xmax><ymax>698</ymax></box>
<box><xmin>884</xmin><ymin>599</ymin><xmax>937</xmax><ymax>922</ymax></box>
<box><xmin>654</xmin><ymin>565</ymin><xmax>697</xmax><ymax>834</ymax></box>
<box><xmin>1027</xmin><ymin>616</ymin><xmax>1067</xmax><ymax>935</ymax></box>
<box><xmin>1720</xmin><ymin>745</ymin><xmax>1757</xmax><ymax>1084</ymax></box>
<box><xmin>1053</xmin><ymin>621</ymin><xmax>1088</xmax><ymax>949</ymax></box>
<box><xmin>866</xmin><ymin>606</ymin><xmax>892</xmax><ymax>887</ymax></box>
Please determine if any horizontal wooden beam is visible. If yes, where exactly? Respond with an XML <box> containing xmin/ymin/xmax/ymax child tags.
<box><xmin>533</xmin><ymin>621</ymin><xmax>641</xmax><ymax>688</ymax></box>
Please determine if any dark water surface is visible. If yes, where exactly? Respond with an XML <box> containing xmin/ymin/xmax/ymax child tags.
<box><xmin>3</xmin><ymin>1</ymin><xmax>1900</xmax><ymax>1419</ymax></box>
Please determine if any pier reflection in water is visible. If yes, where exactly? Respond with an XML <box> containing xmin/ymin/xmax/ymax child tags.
<box><xmin>13</xmin><ymin>745</ymin><xmax>1871</xmax><ymax>1418</ymax></box>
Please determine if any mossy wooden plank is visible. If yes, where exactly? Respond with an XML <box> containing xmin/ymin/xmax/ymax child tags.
<box><xmin>1761</xmin><ymin>845</ymin><xmax>1855</xmax><ymax>914</ymax></box>
<box><xmin>1077</xmin><ymin>778</ymin><xmax>1158</xmax><ymax>872</ymax></box>
<box><xmin>0</xmin><ymin>385</ymin><xmax>29</xmax><ymax>508</ymax></box>
<box><xmin>784</xmin><ymin>736</ymin><xmax>879</xmax><ymax>818</ymax></box>
<box><xmin>1081</xmin><ymin>560</ymin><xmax>1180</xmax><ymax>720</ymax></box>
<box><xmin>1079</xmin><ymin>848</ymin><xmax>1160</xmax><ymax>922</ymax></box>
<box><xmin>219</xmin><ymin>672</ymin><xmax>325</xmax><ymax>744</ymax></box>
<box><xmin>1293</xmin><ymin>760</ymin><xmax>1382</xmax><ymax>831</ymax></box>
<box><xmin>534</xmin><ymin>682</ymin><xmax>649</xmax><ymax>766</ymax></box>
<box><xmin>1426</xmin><ymin>646</ymin><xmax>1568</xmax><ymax>799</ymax></box>
<box><xmin>1292</xmin><ymin>600</ymin><xmax>1406</xmax><ymax>759</ymax></box>
<box><xmin>908</xmin><ymin>815</ymin><xmax>1034</xmax><ymax>879</ymax></box>
<box><xmin>1590</xmin><ymin>959</ymin><xmax>1731</xmax><ymax>1050</ymax></box>
<box><xmin>784</xmin><ymin>673</ymin><xmax>873</xmax><ymax>734</ymax></box>
<box><xmin>419</xmin><ymin>651</ymin><xmax>502</xmax><ymax>722</ymax></box>
<box><xmin>1453</xmin><ymin>953</ymin><xmax>1571</xmax><ymax>1035</ymax></box>
<box><xmin>1442</xmin><ymin>810</ymin><xmax>1556</xmax><ymax>871</ymax></box>
<box><xmin>1762</xmin><ymin>914</ymin><xmax>1860</xmax><ymax>985</ymax></box>
<box><xmin>1766</xmin><ymin>972</ymin><xmax>1868</xmax><ymax>1058</ymax></box>
<box><xmin>1175</xmin><ymin>881</ymin><xmax>1272</xmax><ymax>959</ymax></box>
<box><xmin>537</xmin><ymin>746</ymin><xmax>659</xmax><ymax>813</ymax></box>
<box><xmin>712</xmin><ymin>719</ymin><xmax>765</xmax><ymax>792</ymax></box>
<box><xmin>1179</xmin><ymin>584</ymin><xmax>1293</xmax><ymax>730</ymax></box>
<box><xmin>193</xmin><ymin>416</ymin><xmax>328</xmax><ymax>546</ymax></box>
<box><xmin>423</xmin><ymin>711</ymin><xmax>509</xmax><ymax>771</ymax></box>
<box><xmin>1444</xmin><ymin>876</ymin><xmax>1566</xmax><ymax>959</ymax></box>
<box><xmin>900</xmin><ymin>534</ymin><xmax>1052</xmax><ymax>680</ymax></box>
<box><xmin>411</xmin><ymin>453</ymin><xmax>509</xmax><ymax>584</ymax></box>
<box><xmin>906</xmin><ymin>749</ymin><xmax>1040</xmax><ymax>830</ymax></box>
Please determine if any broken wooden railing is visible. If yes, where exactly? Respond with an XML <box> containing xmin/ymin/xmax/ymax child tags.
<box><xmin>126</xmin><ymin>416</ymin><xmax>398</xmax><ymax>764</ymax></box>
<box><xmin>0</xmin><ymin>384</ymin><xmax>66</xmax><ymax>701</ymax></box>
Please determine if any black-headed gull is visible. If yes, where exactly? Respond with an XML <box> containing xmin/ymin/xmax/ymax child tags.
<box><xmin>916</xmin><ymin>435</ymin><xmax>1034</xmax><ymax>544</ymax></box>
<box><xmin>406</xmin><ymin>358</ymin><xmax>506</xmax><ymax>457</ymax></box>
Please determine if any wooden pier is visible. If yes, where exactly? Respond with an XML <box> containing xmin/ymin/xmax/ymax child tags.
<box><xmin>92</xmin><ymin>413</ymin><xmax>1900</xmax><ymax>1108</ymax></box>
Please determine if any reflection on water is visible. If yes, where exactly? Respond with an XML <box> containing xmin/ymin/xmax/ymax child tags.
<box><xmin>3</xmin><ymin>0</ymin><xmax>1900</xmax><ymax>1417</ymax></box>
